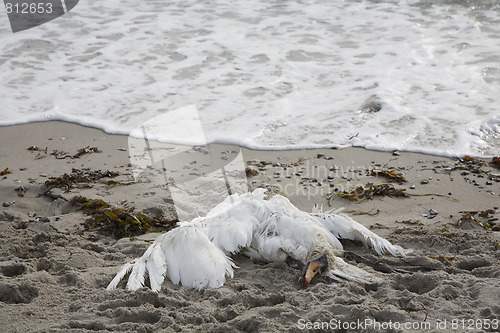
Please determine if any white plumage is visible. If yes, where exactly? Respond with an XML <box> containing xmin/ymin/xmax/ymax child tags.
<box><xmin>107</xmin><ymin>188</ymin><xmax>410</xmax><ymax>291</ymax></box>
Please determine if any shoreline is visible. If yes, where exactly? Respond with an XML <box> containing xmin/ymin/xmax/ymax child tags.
<box><xmin>1</xmin><ymin>121</ymin><xmax>499</xmax><ymax>332</ymax></box>
<box><xmin>2</xmin><ymin>120</ymin><xmax>497</xmax><ymax>159</ymax></box>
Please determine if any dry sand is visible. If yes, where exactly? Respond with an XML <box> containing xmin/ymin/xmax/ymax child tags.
<box><xmin>0</xmin><ymin>121</ymin><xmax>499</xmax><ymax>333</ymax></box>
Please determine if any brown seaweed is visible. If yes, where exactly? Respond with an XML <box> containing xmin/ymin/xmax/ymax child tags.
<box><xmin>328</xmin><ymin>183</ymin><xmax>410</xmax><ymax>202</ymax></box>
<box><xmin>71</xmin><ymin>196</ymin><xmax>176</xmax><ymax>239</ymax></box>
<box><xmin>0</xmin><ymin>168</ymin><xmax>11</xmax><ymax>176</ymax></box>
<box><xmin>50</xmin><ymin>146</ymin><xmax>101</xmax><ymax>159</ymax></box>
<box><xmin>44</xmin><ymin>169</ymin><xmax>120</xmax><ymax>192</ymax></box>
<box><xmin>463</xmin><ymin>155</ymin><xmax>500</xmax><ymax>169</ymax></box>
<box><xmin>367</xmin><ymin>169</ymin><xmax>408</xmax><ymax>182</ymax></box>
<box><xmin>445</xmin><ymin>155</ymin><xmax>500</xmax><ymax>174</ymax></box>
<box><xmin>457</xmin><ymin>209</ymin><xmax>498</xmax><ymax>230</ymax></box>
<box><xmin>409</xmin><ymin>193</ymin><xmax>457</xmax><ymax>201</ymax></box>
<box><xmin>428</xmin><ymin>255</ymin><xmax>455</xmax><ymax>263</ymax></box>
<box><xmin>343</xmin><ymin>209</ymin><xmax>380</xmax><ymax>216</ymax></box>
<box><xmin>491</xmin><ymin>156</ymin><xmax>500</xmax><ymax>168</ymax></box>
<box><xmin>245</xmin><ymin>165</ymin><xmax>259</xmax><ymax>177</ymax></box>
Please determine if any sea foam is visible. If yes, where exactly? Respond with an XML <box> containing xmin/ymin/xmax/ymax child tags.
<box><xmin>0</xmin><ymin>0</ymin><xmax>499</xmax><ymax>157</ymax></box>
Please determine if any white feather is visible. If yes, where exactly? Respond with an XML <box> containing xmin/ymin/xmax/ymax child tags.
<box><xmin>106</xmin><ymin>262</ymin><xmax>134</xmax><ymax>290</ymax></box>
<box><xmin>145</xmin><ymin>244</ymin><xmax>167</xmax><ymax>291</ymax></box>
<box><xmin>126</xmin><ymin>258</ymin><xmax>147</xmax><ymax>290</ymax></box>
<box><xmin>312</xmin><ymin>212</ymin><xmax>412</xmax><ymax>256</ymax></box>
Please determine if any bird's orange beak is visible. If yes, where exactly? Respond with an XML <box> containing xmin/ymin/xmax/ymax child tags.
<box><xmin>301</xmin><ymin>261</ymin><xmax>323</xmax><ymax>286</ymax></box>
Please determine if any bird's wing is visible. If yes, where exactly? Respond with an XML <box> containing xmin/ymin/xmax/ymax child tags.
<box><xmin>106</xmin><ymin>226</ymin><xmax>237</xmax><ymax>291</ymax></box>
<box><xmin>201</xmin><ymin>202</ymin><xmax>260</xmax><ymax>255</ymax></box>
<box><xmin>107</xmin><ymin>190</ymin><xmax>264</xmax><ymax>291</ymax></box>
<box><xmin>312</xmin><ymin>212</ymin><xmax>411</xmax><ymax>256</ymax></box>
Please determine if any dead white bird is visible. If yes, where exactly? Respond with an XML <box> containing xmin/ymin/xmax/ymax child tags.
<box><xmin>107</xmin><ymin>188</ymin><xmax>410</xmax><ymax>291</ymax></box>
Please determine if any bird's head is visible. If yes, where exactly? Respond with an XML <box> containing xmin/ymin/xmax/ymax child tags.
<box><xmin>299</xmin><ymin>254</ymin><xmax>328</xmax><ymax>287</ymax></box>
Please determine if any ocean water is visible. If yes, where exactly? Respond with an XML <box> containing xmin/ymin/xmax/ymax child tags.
<box><xmin>0</xmin><ymin>0</ymin><xmax>499</xmax><ymax>157</ymax></box>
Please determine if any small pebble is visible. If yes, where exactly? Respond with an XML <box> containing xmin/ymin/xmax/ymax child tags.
<box><xmin>420</xmin><ymin>180</ymin><xmax>429</xmax><ymax>185</ymax></box>
<box><xmin>486</xmin><ymin>181</ymin><xmax>492</xmax><ymax>185</ymax></box>
<box><xmin>2</xmin><ymin>202</ymin><xmax>11</xmax><ymax>207</ymax></box>
<box><xmin>392</xmin><ymin>151</ymin><xmax>401</xmax><ymax>156</ymax></box>
<box><xmin>272</xmin><ymin>163</ymin><xmax>281</xmax><ymax>167</ymax></box>
<box><xmin>410</xmin><ymin>185</ymin><xmax>416</xmax><ymax>189</ymax></box>
<box><xmin>15</xmin><ymin>186</ymin><xmax>28</xmax><ymax>192</ymax></box>
<box><xmin>429</xmin><ymin>209</ymin><xmax>439</xmax><ymax>216</ymax></box>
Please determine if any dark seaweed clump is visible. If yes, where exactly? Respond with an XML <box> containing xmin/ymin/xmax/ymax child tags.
<box><xmin>44</xmin><ymin>169</ymin><xmax>120</xmax><ymax>192</ymax></box>
<box><xmin>50</xmin><ymin>146</ymin><xmax>101</xmax><ymax>159</ymax></box>
<box><xmin>71</xmin><ymin>197</ymin><xmax>176</xmax><ymax>239</ymax></box>
<box><xmin>367</xmin><ymin>169</ymin><xmax>408</xmax><ymax>183</ymax></box>
<box><xmin>450</xmin><ymin>155</ymin><xmax>500</xmax><ymax>173</ymax></box>
<box><xmin>329</xmin><ymin>183</ymin><xmax>410</xmax><ymax>203</ymax></box>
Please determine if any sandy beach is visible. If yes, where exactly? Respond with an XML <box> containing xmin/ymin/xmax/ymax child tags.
<box><xmin>0</xmin><ymin>121</ymin><xmax>499</xmax><ymax>332</ymax></box>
